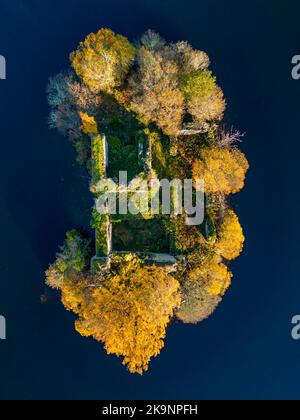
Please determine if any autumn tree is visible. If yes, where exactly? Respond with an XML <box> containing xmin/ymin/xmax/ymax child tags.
<box><xmin>127</xmin><ymin>31</ymin><xmax>225</xmax><ymax>135</ymax></box>
<box><xmin>217</xmin><ymin>129</ymin><xmax>243</xmax><ymax>148</ymax></box>
<box><xmin>68</xmin><ymin>82</ymin><xmax>101</xmax><ymax>116</ymax></box>
<box><xmin>140</xmin><ymin>31</ymin><xmax>210</xmax><ymax>73</ymax></box>
<box><xmin>176</xmin><ymin>280</ymin><xmax>221</xmax><ymax>324</ymax></box>
<box><xmin>46</xmin><ymin>28</ymin><xmax>249</xmax><ymax>372</ymax></box>
<box><xmin>46</xmin><ymin>255</ymin><xmax>180</xmax><ymax>375</ymax></box>
<box><xmin>191</xmin><ymin>255</ymin><xmax>232</xmax><ymax>296</ymax></box>
<box><xmin>79</xmin><ymin>112</ymin><xmax>98</xmax><ymax>135</ymax></box>
<box><xmin>140</xmin><ymin>29</ymin><xmax>166</xmax><ymax>52</ymax></box>
<box><xmin>45</xmin><ymin>230</ymin><xmax>92</xmax><ymax>311</ymax></box>
<box><xmin>45</xmin><ymin>263</ymin><xmax>64</xmax><ymax>290</ymax></box>
<box><xmin>75</xmin><ymin>259</ymin><xmax>180</xmax><ymax>374</ymax></box>
<box><xmin>193</xmin><ymin>147</ymin><xmax>249</xmax><ymax>194</ymax></box>
<box><xmin>48</xmin><ymin>104</ymin><xmax>82</xmax><ymax>140</ymax></box>
<box><xmin>176</xmin><ymin>253</ymin><xmax>232</xmax><ymax>324</ymax></box>
<box><xmin>180</xmin><ymin>70</ymin><xmax>226</xmax><ymax>127</ymax></box>
<box><xmin>47</xmin><ymin>72</ymin><xmax>74</xmax><ymax>107</ymax></box>
<box><xmin>60</xmin><ymin>272</ymin><xmax>89</xmax><ymax>314</ymax></box>
<box><xmin>126</xmin><ymin>46</ymin><xmax>184</xmax><ymax>136</ymax></box>
<box><xmin>47</xmin><ymin>71</ymin><xmax>100</xmax><ymax>141</ymax></box>
<box><xmin>215</xmin><ymin>209</ymin><xmax>245</xmax><ymax>260</ymax></box>
<box><xmin>174</xmin><ymin>41</ymin><xmax>210</xmax><ymax>73</ymax></box>
<box><xmin>46</xmin><ymin>265</ymin><xmax>88</xmax><ymax>314</ymax></box>
<box><xmin>70</xmin><ymin>28</ymin><xmax>135</xmax><ymax>94</ymax></box>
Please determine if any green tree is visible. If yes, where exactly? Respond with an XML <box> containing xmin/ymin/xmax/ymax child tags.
<box><xmin>180</xmin><ymin>70</ymin><xmax>226</xmax><ymax>126</ymax></box>
<box><xmin>55</xmin><ymin>229</ymin><xmax>92</xmax><ymax>274</ymax></box>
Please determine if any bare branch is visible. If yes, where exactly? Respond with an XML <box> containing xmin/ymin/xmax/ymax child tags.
<box><xmin>218</xmin><ymin>128</ymin><xmax>244</xmax><ymax>148</ymax></box>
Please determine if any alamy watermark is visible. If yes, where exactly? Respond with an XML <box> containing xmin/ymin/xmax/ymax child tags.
<box><xmin>291</xmin><ymin>315</ymin><xmax>300</xmax><ymax>340</ymax></box>
<box><xmin>0</xmin><ymin>55</ymin><xmax>6</xmax><ymax>80</ymax></box>
<box><xmin>95</xmin><ymin>171</ymin><xmax>205</xmax><ymax>226</ymax></box>
<box><xmin>0</xmin><ymin>315</ymin><xmax>6</xmax><ymax>340</ymax></box>
<box><xmin>291</xmin><ymin>55</ymin><xmax>300</xmax><ymax>80</ymax></box>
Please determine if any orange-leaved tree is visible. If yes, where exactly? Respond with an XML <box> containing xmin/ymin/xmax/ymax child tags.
<box><xmin>46</xmin><ymin>254</ymin><xmax>181</xmax><ymax>375</ymax></box>
<box><xmin>193</xmin><ymin>147</ymin><xmax>249</xmax><ymax>195</ymax></box>
<box><xmin>215</xmin><ymin>209</ymin><xmax>245</xmax><ymax>260</ymax></box>
<box><xmin>75</xmin><ymin>261</ymin><xmax>180</xmax><ymax>375</ymax></box>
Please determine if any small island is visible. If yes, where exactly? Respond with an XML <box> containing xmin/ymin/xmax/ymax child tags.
<box><xmin>45</xmin><ymin>29</ymin><xmax>249</xmax><ymax>374</ymax></box>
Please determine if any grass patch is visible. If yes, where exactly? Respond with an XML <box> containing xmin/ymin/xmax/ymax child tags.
<box><xmin>112</xmin><ymin>218</ymin><xmax>170</xmax><ymax>253</ymax></box>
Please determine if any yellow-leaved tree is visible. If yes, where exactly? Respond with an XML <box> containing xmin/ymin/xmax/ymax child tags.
<box><xmin>193</xmin><ymin>147</ymin><xmax>249</xmax><ymax>194</ymax></box>
<box><xmin>70</xmin><ymin>28</ymin><xmax>135</xmax><ymax>93</ymax></box>
<box><xmin>46</xmin><ymin>29</ymin><xmax>250</xmax><ymax>372</ymax></box>
<box><xmin>76</xmin><ymin>261</ymin><xmax>180</xmax><ymax>374</ymax></box>
<box><xmin>79</xmin><ymin>112</ymin><xmax>98</xmax><ymax>135</ymax></box>
<box><xmin>47</xmin><ymin>254</ymin><xmax>181</xmax><ymax>375</ymax></box>
<box><xmin>176</xmin><ymin>254</ymin><xmax>232</xmax><ymax>324</ymax></box>
<box><xmin>189</xmin><ymin>255</ymin><xmax>232</xmax><ymax>297</ymax></box>
<box><xmin>215</xmin><ymin>209</ymin><xmax>245</xmax><ymax>260</ymax></box>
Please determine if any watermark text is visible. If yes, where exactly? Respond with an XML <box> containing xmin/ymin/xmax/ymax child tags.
<box><xmin>291</xmin><ymin>55</ymin><xmax>300</xmax><ymax>80</ymax></box>
<box><xmin>95</xmin><ymin>172</ymin><xmax>205</xmax><ymax>226</ymax></box>
<box><xmin>0</xmin><ymin>315</ymin><xmax>6</xmax><ymax>340</ymax></box>
<box><xmin>0</xmin><ymin>55</ymin><xmax>6</xmax><ymax>80</ymax></box>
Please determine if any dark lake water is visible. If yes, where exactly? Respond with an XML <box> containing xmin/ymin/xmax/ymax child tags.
<box><xmin>0</xmin><ymin>0</ymin><xmax>300</xmax><ymax>400</ymax></box>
